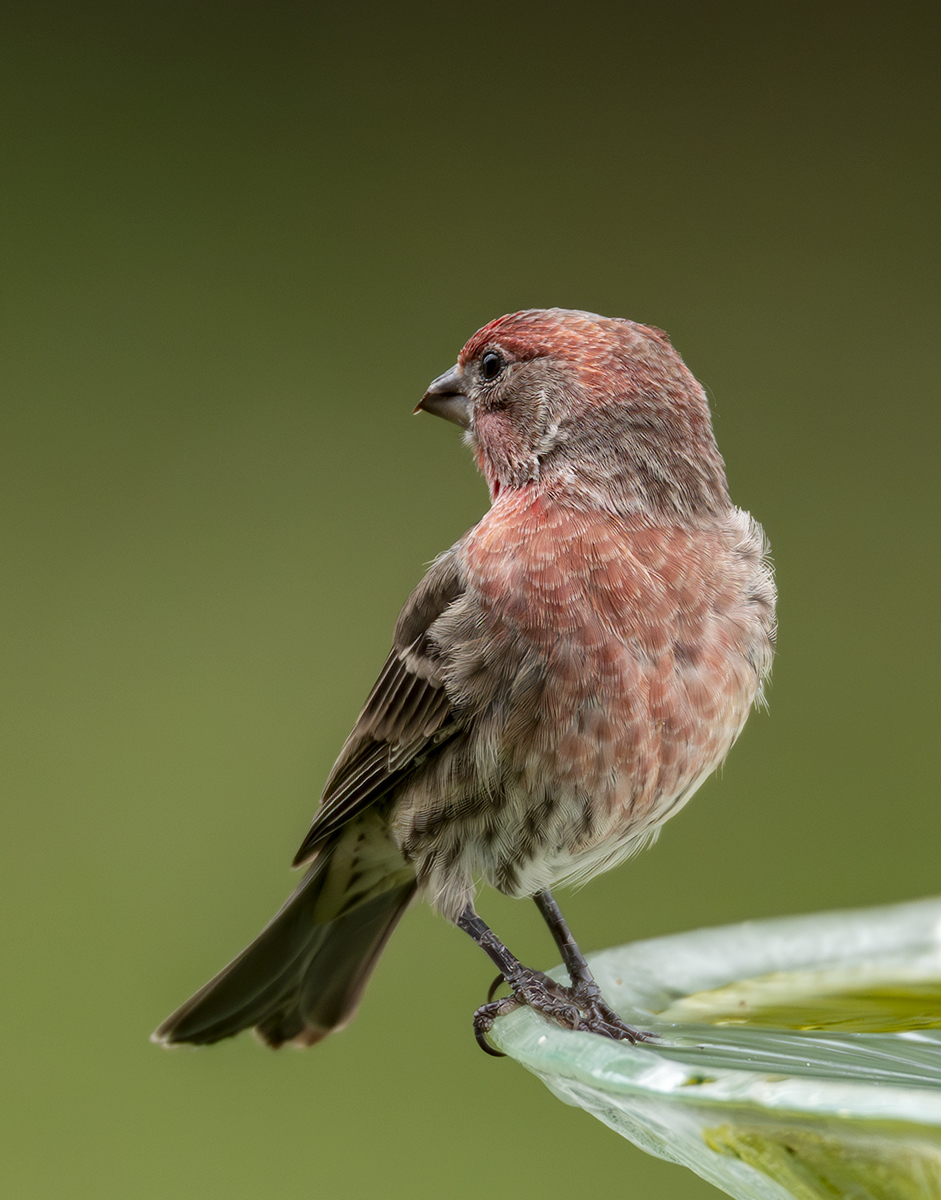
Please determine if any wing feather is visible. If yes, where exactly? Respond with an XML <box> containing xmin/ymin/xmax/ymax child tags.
<box><xmin>292</xmin><ymin>551</ymin><xmax>464</xmax><ymax>865</ymax></box>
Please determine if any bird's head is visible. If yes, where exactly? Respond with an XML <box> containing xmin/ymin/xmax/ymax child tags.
<box><xmin>416</xmin><ymin>308</ymin><xmax>730</xmax><ymax>521</ymax></box>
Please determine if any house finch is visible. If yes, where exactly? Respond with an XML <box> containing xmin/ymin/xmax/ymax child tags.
<box><xmin>154</xmin><ymin>308</ymin><xmax>775</xmax><ymax>1054</ymax></box>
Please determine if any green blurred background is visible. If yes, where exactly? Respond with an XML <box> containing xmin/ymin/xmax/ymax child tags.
<box><xmin>2</xmin><ymin>2</ymin><xmax>939</xmax><ymax>1196</ymax></box>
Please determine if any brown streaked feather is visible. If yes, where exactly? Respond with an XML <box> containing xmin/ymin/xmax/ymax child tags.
<box><xmin>292</xmin><ymin>552</ymin><xmax>465</xmax><ymax>865</ymax></box>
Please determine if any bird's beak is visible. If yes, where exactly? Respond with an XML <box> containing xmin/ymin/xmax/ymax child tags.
<box><xmin>414</xmin><ymin>364</ymin><xmax>472</xmax><ymax>429</ymax></box>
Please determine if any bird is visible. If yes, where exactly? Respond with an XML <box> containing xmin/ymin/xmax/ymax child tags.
<box><xmin>153</xmin><ymin>308</ymin><xmax>776</xmax><ymax>1055</ymax></box>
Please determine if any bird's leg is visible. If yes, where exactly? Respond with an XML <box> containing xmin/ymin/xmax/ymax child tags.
<box><xmin>457</xmin><ymin>905</ymin><xmax>650</xmax><ymax>1055</ymax></box>
<box><xmin>533</xmin><ymin>888</ymin><xmax>596</xmax><ymax>987</ymax></box>
<box><xmin>456</xmin><ymin>909</ymin><xmax>578</xmax><ymax>1055</ymax></box>
<box><xmin>533</xmin><ymin>888</ymin><xmax>654</xmax><ymax>1044</ymax></box>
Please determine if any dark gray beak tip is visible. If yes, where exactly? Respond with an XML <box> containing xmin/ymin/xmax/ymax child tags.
<box><xmin>415</xmin><ymin>365</ymin><xmax>472</xmax><ymax>429</ymax></box>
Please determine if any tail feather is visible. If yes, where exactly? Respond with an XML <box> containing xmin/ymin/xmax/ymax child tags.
<box><xmin>153</xmin><ymin>820</ymin><xmax>416</xmax><ymax>1048</ymax></box>
<box><xmin>258</xmin><ymin>883</ymin><xmax>414</xmax><ymax>1047</ymax></box>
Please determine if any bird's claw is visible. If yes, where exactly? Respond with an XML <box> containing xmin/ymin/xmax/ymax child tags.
<box><xmin>473</xmin><ymin>968</ymin><xmax>654</xmax><ymax>1055</ymax></box>
<box><xmin>567</xmin><ymin>977</ymin><xmax>659</xmax><ymax>1044</ymax></box>
<box><xmin>486</xmin><ymin>972</ymin><xmax>505</xmax><ymax>1003</ymax></box>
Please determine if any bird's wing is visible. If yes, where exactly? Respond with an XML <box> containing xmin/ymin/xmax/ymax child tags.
<box><xmin>292</xmin><ymin>550</ymin><xmax>465</xmax><ymax>865</ymax></box>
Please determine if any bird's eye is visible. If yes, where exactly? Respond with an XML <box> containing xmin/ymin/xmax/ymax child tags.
<box><xmin>480</xmin><ymin>351</ymin><xmax>505</xmax><ymax>381</ymax></box>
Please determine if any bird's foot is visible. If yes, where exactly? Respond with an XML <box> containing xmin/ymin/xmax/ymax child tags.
<box><xmin>473</xmin><ymin>968</ymin><xmax>654</xmax><ymax>1056</ymax></box>
<box><xmin>566</xmin><ymin>977</ymin><xmax>656</xmax><ymax>1044</ymax></box>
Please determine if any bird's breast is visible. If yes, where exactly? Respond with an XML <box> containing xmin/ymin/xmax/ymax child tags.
<box><xmin>452</xmin><ymin>495</ymin><xmax>771</xmax><ymax>823</ymax></box>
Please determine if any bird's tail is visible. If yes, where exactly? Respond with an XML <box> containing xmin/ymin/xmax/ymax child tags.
<box><xmin>152</xmin><ymin>812</ymin><xmax>416</xmax><ymax>1048</ymax></box>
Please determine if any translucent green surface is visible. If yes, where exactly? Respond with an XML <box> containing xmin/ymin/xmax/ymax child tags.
<box><xmin>490</xmin><ymin>898</ymin><xmax>941</xmax><ymax>1200</ymax></box>
<box><xmin>704</xmin><ymin>1120</ymin><xmax>941</xmax><ymax>1200</ymax></box>
<box><xmin>662</xmin><ymin>973</ymin><xmax>941</xmax><ymax>1034</ymax></box>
